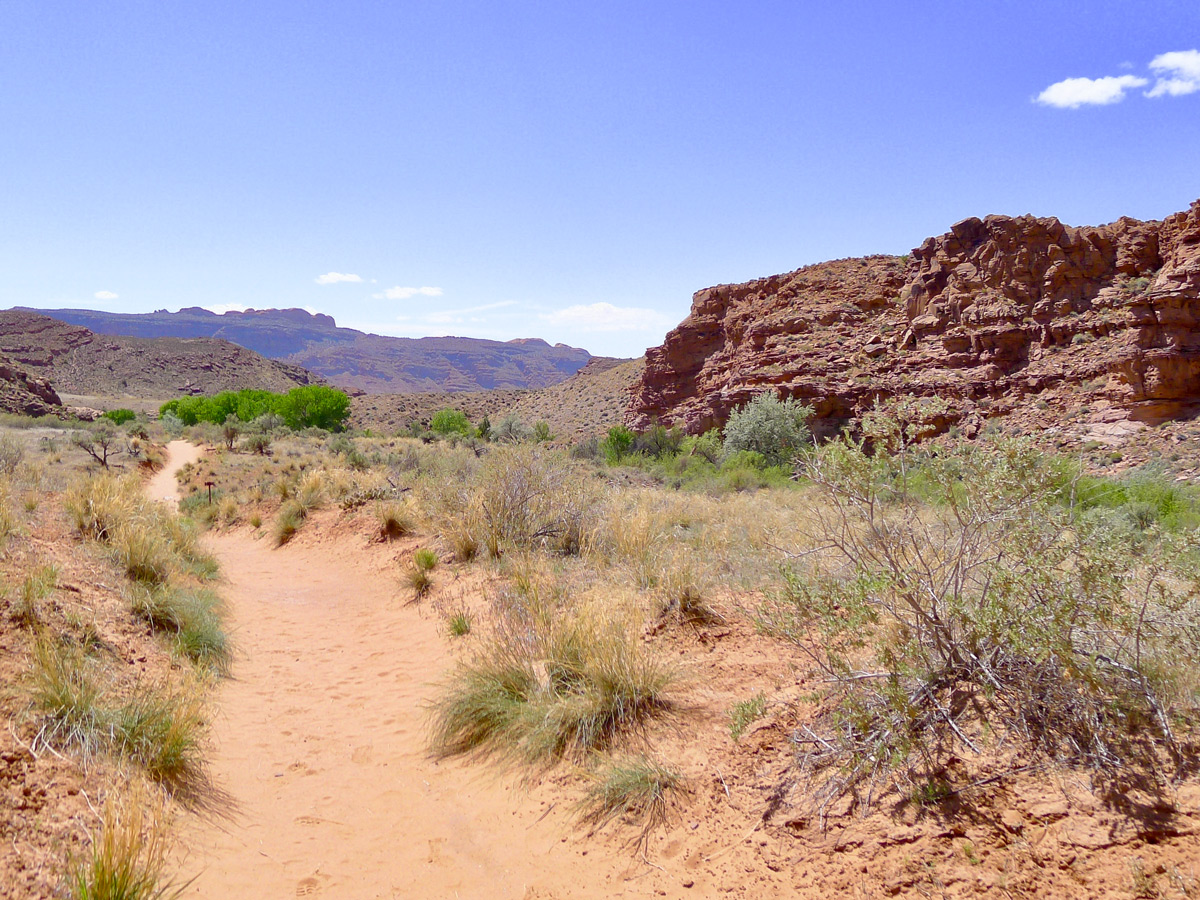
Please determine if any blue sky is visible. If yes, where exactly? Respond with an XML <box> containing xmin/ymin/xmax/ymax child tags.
<box><xmin>2</xmin><ymin>2</ymin><xmax>1198</xmax><ymax>358</ymax></box>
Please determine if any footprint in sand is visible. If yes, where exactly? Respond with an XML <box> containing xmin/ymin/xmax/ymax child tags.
<box><xmin>296</xmin><ymin>876</ymin><xmax>320</xmax><ymax>896</ymax></box>
<box><xmin>427</xmin><ymin>837</ymin><xmax>445</xmax><ymax>864</ymax></box>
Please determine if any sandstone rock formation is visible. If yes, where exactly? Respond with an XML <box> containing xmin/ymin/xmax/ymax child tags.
<box><xmin>628</xmin><ymin>198</ymin><xmax>1200</xmax><ymax>439</ymax></box>
<box><xmin>0</xmin><ymin>355</ymin><xmax>62</xmax><ymax>418</ymax></box>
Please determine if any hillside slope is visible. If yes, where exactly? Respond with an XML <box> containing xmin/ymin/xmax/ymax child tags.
<box><xmin>628</xmin><ymin>198</ymin><xmax>1200</xmax><ymax>441</ymax></box>
<box><xmin>20</xmin><ymin>306</ymin><xmax>592</xmax><ymax>394</ymax></box>
<box><xmin>0</xmin><ymin>311</ymin><xmax>320</xmax><ymax>398</ymax></box>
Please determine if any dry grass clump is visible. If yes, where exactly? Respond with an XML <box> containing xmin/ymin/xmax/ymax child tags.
<box><xmin>130</xmin><ymin>585</ymin><xmax>230</xmax><ymax>673</ymax></box>
<box><xmin>273</xmin><ymin>500</ymin><xmax>305</xmax><ymax>546</ymax></box>
<box><xmin>407</xmin><ymin>547</ymin><xmax>438</xmax><ymax>597</ymax></box>
<box><xmin>430</xmin><ymin>593</ymin><xmax>678</xmax><ymax>764</ymax></box>
<box><xmin>374</xmin><ymin>500</ymin><xmax>414</xmax><ymax>540</ymax></box>
<box><xmin>9</xmin><ymin>563</ymin><xmax>58</xmax><ymax>629</ymax></box>
<box><xmin>66</xmin><ymin>474</ymin><xmax>217</xmax><ymax>584</ymax></box>
<box><xmin>577</xmin><ymin>755</ymin><xmax>683</xmax><ymax>836</ymax></box>
<box><xmin>296</xmin><ymin>471</ymin><xmax>326</xmax><ymax>513</ymax></box>
<box><xmin>68</xmin><ymin>786</ymin><xmax>184</xmax><ymax>900</ymax></box>
<box><xmin>64</xmin><ymin>472</ymin><xmax>227</xmax><ymax>670</ymax></box>
<box><xmin>28</xmin><ymin>638</ymin><xmax>205</xmax><ymax>793</ymax></box>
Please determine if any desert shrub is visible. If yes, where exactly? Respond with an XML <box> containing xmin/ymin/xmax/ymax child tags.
<box><xmin>757</xmin><ymin>429</ymin><xmax>1200</xmax><ymax>809</ymax></box>
<box><xmin>577</xmin><ymin>756</ymin><xmax>682</xmax><ymax>837</ymax></box>
<box><xmin>722</xmin><ymin>393</ymin><xmax>812</xmax><ymax>467</ymax></box>
<box><xmin>220</xmin><ymin>417</ymin><xmax>240</xmax><ymax>451</ymax></box>
<box><xmin>729</xmin><ymin>694</ymin><xmax>768</xmax><ymax>741</ymax></box>
<box><xmin>471</xmin><ymin>447</ymin><xmax>599</xmax><ymax>556</ymax></box>
<box><xmin>679</xmin><ymin>429</ymin><xmax>723</xmax><ymax>465</ymax></box>
<box><xmin>430</xmin><ymin>602</ymin><xmax>677</xmax><ymax>764</ymax></box>
<box><xmin>0</xmin><ymin>433</ymin><xmax>25</xmax><ymax>476</ymax></box>
<box><xmin>490</xmin><ymin>414</ymin><xmax>532</xmax><ymax>444</ymax></box>
<box><xmin>430</xmin><ymin>408</ymin><xmax>471</xmax><ymax>436</ymax></box>
<box><xmin>73</xmin><ymin>423</ymin><xmax>122</xmax><ymax>469</ymax></box>
<box><xmin>633</xmin><ymin>422</ymin><xmax>684</xmax><ymax>459</ymax></box>
<box><xmin>101</xmin><ymin>408</ymin><xmax>137</xmax><ymax>426</ymax></box>
<box><xmin>570</xmin><ymin>435</ymin><xmax>601</xmax><ymax>461</ymax></box>
<box><xmin>159</xmin><ymin>411</ymin><xmax>185</xmax><ymax>436</ymax></box>
<box><xmin>242</xmin><ymin>433</ymin><xmax>271</xmax><ymax>456</ymax></box>
<box><xmin>533</xmin><ymin>421</ymin><xmax>553</xmax><ymax>443</ymax></box>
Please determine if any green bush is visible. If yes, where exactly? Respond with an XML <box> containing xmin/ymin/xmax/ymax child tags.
<box><xmin>430</xmin><ymin>408</ymin><xmax>472</xmax><ymax>436</ymax></box>
<box><xmin>101</xmin><ymin>408</ymin><xmax>137</xmax><ymax>426</ymax></box>
<box><xmin>600</xmin><ymin>426</ymin><xmax>635</xmax><ymax>464</ymax></box>
<box><xmin>722</xmin><ymin>393</ymin><xmax>812</xmax><ymax>467</ymax></box>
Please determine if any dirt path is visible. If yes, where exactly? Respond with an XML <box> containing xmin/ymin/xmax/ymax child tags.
<box><xmin>147</xmin><ymin>440</ymin><xmax>203</xmax><ymax>504</ymax></box>
<box><xmin>158</xmin><ymin>444</ymin><xmax>635</xmax><ymax>899</ymax></box>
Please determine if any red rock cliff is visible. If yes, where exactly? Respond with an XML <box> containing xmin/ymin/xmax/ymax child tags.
<box><xmin>627</xmin><ymin>199</ymin><xmax>1200</xmax><ymax>437</ymax></box>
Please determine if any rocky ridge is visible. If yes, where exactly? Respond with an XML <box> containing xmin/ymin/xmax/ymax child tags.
<box><xmin>20</xmin><ymin>306</ymin><xmax>593</xmax><ymax>394</ymax></box>
<box><xmin>0</xmin><ymin>311</ymin><xmax>321</xmax><ymax>400</ymax></box>
<box><xmin>628</xmin><ymin>198</ymin><xmax>1200</xmax><ymax>444</ymax></box>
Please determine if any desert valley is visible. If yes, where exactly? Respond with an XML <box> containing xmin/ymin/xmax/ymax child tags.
<box><xmin>2</xmin><ymin>198</ymin><xmax>1200</xmax><ymax>898</ymax></box>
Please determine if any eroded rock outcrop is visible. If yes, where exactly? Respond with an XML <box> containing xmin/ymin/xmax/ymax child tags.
<box><xmin>628</xmin><ymin>199</ymin><xmax>1200</xmax><ymax>438</ymax></box>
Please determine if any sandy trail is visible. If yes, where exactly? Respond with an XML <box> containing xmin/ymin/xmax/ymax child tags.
<box><xmin>157</xmin><ymin>444</ymin><xmax>628</xmax><ymax>899</ymax></box>
<box><xmin>146</xmin><ymin>440</ymin><xmax>203</xmax><ymax>504</ymax></box>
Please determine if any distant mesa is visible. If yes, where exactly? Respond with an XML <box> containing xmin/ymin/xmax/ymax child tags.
<box><xmin>16</xmin><ymin>306</ymin><xmax>591</xmax><ymax>394</ymax></box>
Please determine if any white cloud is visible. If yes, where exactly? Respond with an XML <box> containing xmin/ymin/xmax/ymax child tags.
<box><xmin>1035</xmin><ymin>74</ymin><xmax>1148</xmax><ymax>108</ymax></box>
<box><xmin>372</xmin><ymin>285</ymin><xmax>444</xmax><ymax>300</ymax></box>
<box><xmin>94</xmin><ymin>290</ymin><xmax>118</xmax><ymax>300</ymax></box>
<box><xmin>539</xmin><ymin>302</ymin><xmax>673</xmax><ymax>332</ymax></box>
<box><xmin>203</xmin><ymin>303</ymin><xmax>251</xmax><ymax>314</ymax></box>
<box><xmin>1147</xmin><ymin>49</ymin><xmax>1200</xmax><ymax>97</ymax></box>
<box><xmin>315</xmin><ymin>272</ymin><xmax>363</xmax><ymax>285</ymax></box>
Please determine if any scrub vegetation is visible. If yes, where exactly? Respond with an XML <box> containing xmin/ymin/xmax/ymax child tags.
<box><xmin>172</xmin><ymin>388</ymin><xmax>1200</xmax><ymax>860</ymax></box>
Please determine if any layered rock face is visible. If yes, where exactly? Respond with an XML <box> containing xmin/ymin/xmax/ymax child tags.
<box><xmin>628</xmin><ymin>199</ymin><xmax>1200</xmax><ymax>437</ymax></box>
